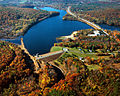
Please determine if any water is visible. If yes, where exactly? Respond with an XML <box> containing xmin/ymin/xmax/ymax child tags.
<box><xmin>99</xmin><ymin>24</ymin><xmax>120</xmax><ymax>31</ymax></box>
<box><xmin>4</xmin><ymin>7</ymin><xmax>120</xmax><ymax>55</ymax></box>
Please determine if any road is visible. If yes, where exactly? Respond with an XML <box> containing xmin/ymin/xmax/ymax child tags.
<box><xmin>36</xmin><ymin>50</ymin><xmax>64</xmax><ymax>60</ymax></box>
<box><xmin>67</xmin><ymin>6</ymin><xmax>109</xmax><ymax>36</ymax></box>
<box><xmin>19</xmin><ymin>38</ymin><xmax>65</xmax><ymax>75</ymax></box>
<box><xmin>36</xmin><ymin>51</ymin><xmax>65</xmax><ymax>75</ymax></box>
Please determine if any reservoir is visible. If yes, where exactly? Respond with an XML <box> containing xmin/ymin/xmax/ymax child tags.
<box><xmin>5</xmin><ymin>7</ymin><xmax>120</xmax><ymax>55</ymax></box>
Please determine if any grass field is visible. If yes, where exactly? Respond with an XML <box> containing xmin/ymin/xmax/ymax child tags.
<box><xmin>68</xmin><ymin>48</ymin><xmax>98</xmax><ymax>59</ymax></box>
<box><xmin>50</xmin><ymin>46</ymin><xmax>63</xmax><ymax>52</ymax></box>
<box><xmin>86</xmin><ymin>64</ymin><xmax>101</xmax><ymax>71</ymax></box>
<box><xmin>68</xmin><ymin>47</ymin><xmax>112</xmax><ymax>60</ymax></box>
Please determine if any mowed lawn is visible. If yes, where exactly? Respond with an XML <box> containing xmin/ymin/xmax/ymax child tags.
<box><xmin>69</xmin><ymin>48</ymin><xmax>98</xmax><ymax>59</ymax></box>
<box><xmin>50</xmin><ymin>46</ymin><xmax>63</xmax><ymax>52</ymax></box>
<box><xmin>69</xmin><ymin>48</ymin><xmax>111</xmax><ymax>60</ymax></box>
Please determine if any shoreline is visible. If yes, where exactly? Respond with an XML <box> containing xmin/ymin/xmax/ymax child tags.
<box><xmin>66</xmin><ymin>6</ymin><xmax>109</xmax><ymax>36</ymax></box>
<box><xmin>0</xmin><ymin>11</ymin><xmax>60</xmax><ymax>40</ymax></box>
<box><xmin>56</xmin><ymin>31</ymin><xmax>78</xmax><ymax>40</ymax></box>
<box><xmin>63</xmin><ymin>13</ymin><xmax>120</xmax><ymax>28</ymax></box>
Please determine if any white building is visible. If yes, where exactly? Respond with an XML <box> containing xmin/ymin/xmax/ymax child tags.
<box><xmin>63</xmin><ymin>48</ymin><xmax>69</xmax><ymax>52</ymax></box>
<box><xmin>88</xmin><ymin>30</ymin><xmax>100</xmax><ymax>36</ymax></box>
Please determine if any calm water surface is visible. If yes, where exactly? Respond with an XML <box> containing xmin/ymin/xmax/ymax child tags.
<box><xmin>5</xmin><ymin>7</ymin><xmax>120</xmax><ymax>55</ymax></box>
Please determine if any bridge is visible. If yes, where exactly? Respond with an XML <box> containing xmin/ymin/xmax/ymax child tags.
<box><xmin>67</xmin><ymin>6</ymin><xmax>109</xmax><ymax>36</ymax></box>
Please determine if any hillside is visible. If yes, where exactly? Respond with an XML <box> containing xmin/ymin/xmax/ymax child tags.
<box><xmin>0</xmin><ymin>40</ymin><xmax>34</xmax><ymax>94</ymax></box>
<box><xmin>50</xmin><ymin>29</ymin><xmax>120</xmax><ymax>95</ymax></box>
<box><xmin>0</xmin><ymin>6</ymin><xmax>56</xmax><ymax>39</ymax></box>
<box><xmin>0</xmin><ymin>1</ymin><xmax>120</xmax><ymax>96</ymax></box>
<box><xmin>62</xmin><ymin>3</ymin><xmax>120</xmax><ymax>27</ymax></box>
<box><xmin>72</xmin><ymin>8</ymin><xmax>120</xmax><ymax>27</ymax></box>
<box><xmin>0</xmin><ymin>40</ymin><xmax>120</xmax><ymax>96</ymax></box>
<box><xmin>0</xmin><ymin>28</ymin><xmax>120</xmax><ymax>95</ymax></box>
<box><xmin>0</xmin><ymin>40</ymin><xmax>62</xmax><ymax>95</ymax></box>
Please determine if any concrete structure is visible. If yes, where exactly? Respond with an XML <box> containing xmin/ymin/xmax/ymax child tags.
<box><xmin>19</xmin><ymin>38</ymin><xmax>65</xmax><ymax>75</ymax></box>
<box><xmin>36</xmin><ymin>50</ymin><xmax>64</xmax><ymax>60</ymax></box>
<box><xmin>19</xmin><ymin>38</ymin><xmax>40</xmax><ymax>73</ymax></box>
<box><xmin>88</xmin><ymin>30</ymin><xmax>100</xmax><ymax>36</ymax></box>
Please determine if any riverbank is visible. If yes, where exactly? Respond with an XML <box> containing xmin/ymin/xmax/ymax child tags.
<box><xmin>0</xmin><ymin>6</ymin><xmax>60</xmax><ymax>39</ymax></box>
<box><xmin>63</xmin><ymin>13</ymin><xmax>120</xmax><ymax>28</ymax></box>
<box><xmin>1</xmin><ymin>11</ymin><xmax>60</xmax><ymax>39</ymax></box>
<box><xmin>5</xmin><ymin>7</ymin><xmax>120</xmax><ymax>55</ymax></box>
<box><xmin>17</xmin><ymin>11</ymin><xmax>60</xmax><ymax>39</ymax></box>
<box><xmin>63</xmin><ymin>13</ymin><xmax>77</xmax><ymax>21</ymax></box>
<box><xmin>56</xmin><ymin>31</ymin><xmax>78</xmax><ymax>41</ymax></box>
<box><xmin>63</xmin><ymin>8</ymin><xmax>120</xmax><ymax>28</ymax></box>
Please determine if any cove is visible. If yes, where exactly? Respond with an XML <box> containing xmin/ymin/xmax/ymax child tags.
<box><xmin>5</xmin><ymin>7</ymin><xmax>120</xmax><ymax>55</ymax></box>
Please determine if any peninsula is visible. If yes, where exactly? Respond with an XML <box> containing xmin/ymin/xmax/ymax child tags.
<box><xmin>0</xmin><ymin>6</ymin><xmax>59</xmax><ymax>39</ymax></box>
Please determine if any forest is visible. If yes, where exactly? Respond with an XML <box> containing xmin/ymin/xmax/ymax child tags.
<box><xmin>0</xmin><ymin>41</ymin><xmax>34</xmax><ymax>95</ymax></box>
<box><xmin>55</xmin><ymin>29</ymin><xmax>120</xmax><ymax>53</ymax></box>
<box><xmin>71</xmin><ymin>3</ymin><xmax>120</xmax><ymax>27</ymax></box>
<box><xmin>0</xmin><ymin>28</ymin><xmax>120</xmax><ymax>95</ymax></box>
<box><xmin>0</xmin><ymin>1</ymin><xmax>120</xmax><ymax>95</ymax></box>
<box><xmin>74</xmin><ymin>8</ymin><xmax>120</xmax><ymax>26</ymax></box>
<box><xmin>0</xmin><ymin>6</ymin><xmax>49</xmax><ymax>39</ymax></box>
<box><xmin>51</xmin><ymin>29</ymin><xmax>120</xmax><ymax>95</ymax></box>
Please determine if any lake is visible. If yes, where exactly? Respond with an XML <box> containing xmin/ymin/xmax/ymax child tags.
<box><xmin>5</xmin><ymin>7</ymin><xmax>120</xmax><ymax>55</ymax></box>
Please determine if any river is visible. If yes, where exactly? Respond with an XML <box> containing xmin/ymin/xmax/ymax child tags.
<box><xmin>4</xmin><ymin>7</ymin><xmax>120</xmax><ymax>55</ymax></box>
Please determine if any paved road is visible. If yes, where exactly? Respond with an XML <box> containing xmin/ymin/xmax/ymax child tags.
<box><xmin>36</xmin><ymin>50</ymin><xmax>64</xmax><ymax>60</ymax></box>
<box><xmin>36</xmin><ymin>51</ymin><xmax>65</xmax><ymax>75</ymax></box>
<box><xmin>20</xmin><ymin>38</ymin><xmax>65</xmax><ymax>75</ymax></box>
<box><xmin>67</xmin><ymin>6</ymin><xmax>109</xmax><ymax>36</ymax></box>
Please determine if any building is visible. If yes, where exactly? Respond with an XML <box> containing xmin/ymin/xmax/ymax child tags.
<box><xmin>63</xmin><ymin>48</ymin><xmax>69</xmax><ymax>52</ymax></box>
<box><xmin>88</xmin><ymin>30</ymin><xmax>100</xmax><ymax>36</ymax></box>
